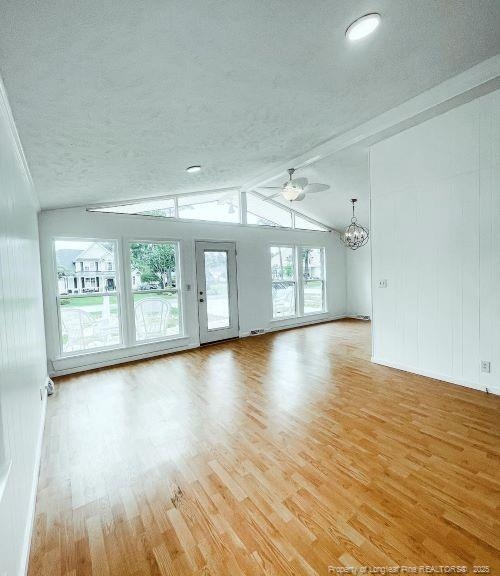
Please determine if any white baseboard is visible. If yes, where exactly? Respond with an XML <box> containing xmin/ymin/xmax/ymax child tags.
<box><xmin>20</xmin><ymin>380</ymin><xmax>48</xmax><ymax>576</ymax></box>
<box><xmin>371</xmin><ymin>356</ymin><xmax>500</xmax><ymax>396</ymax></box>
<box><xmin>240</xmin><ymin>315</ymin><xmax>346</xmax><ymax>338</ymax></box>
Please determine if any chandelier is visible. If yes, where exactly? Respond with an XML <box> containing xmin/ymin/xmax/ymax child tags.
<box><xmin>341</xmin><ymin>199</ymin><xmax>369</xmax><ymax>250</ymax></box>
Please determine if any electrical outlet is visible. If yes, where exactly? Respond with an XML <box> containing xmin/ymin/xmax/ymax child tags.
<box><xmin>481</xmin><ymin>360</ymin><xmax>491</xmax><ymax>373</ymax></box>
<box><xmin>378</xmin><ymin>279</ymin><xmax>388</xmax><ymax>288</ymax></box>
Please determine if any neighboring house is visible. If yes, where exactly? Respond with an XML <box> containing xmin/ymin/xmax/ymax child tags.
<box><xmin>57</xmin><ymin>242</ymin><xmax>116</xmax><ymax>294</ymax></box>
<box><xmin>57</xmin><ymin>242</ymin><xmax>155</xmax><ymax>294</ymax></box>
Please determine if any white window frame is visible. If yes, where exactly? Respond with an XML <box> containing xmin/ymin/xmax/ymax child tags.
<box><xmin>53</xmin><ymin>237</ymin><xmax>125</xmax><ymax>358</ymax></box>
<box><xmin>270</xmin><ymin>245</ymin><xmax>327</xmax><ymax>321</ymax></box>
<box><xmin>126</xmin><ymin>239</ymin><xmax>184</xmax><ymax>345</ymax></box>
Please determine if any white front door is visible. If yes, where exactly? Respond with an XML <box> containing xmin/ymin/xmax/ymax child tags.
<box><xmin>195</xmin><ymin>241</ymin><xmax>239</xmax><ymax>344</ymax></box>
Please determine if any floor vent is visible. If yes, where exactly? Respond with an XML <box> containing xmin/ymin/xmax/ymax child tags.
<box><xmin>250</xmin><ymin>329</ymin><xmax>265</xmax><ymax>335</ymax></box>
<box><xmin>356</xmin><ymin>315</ymin><xmax>371</xmax><ymax>321</ymax></box>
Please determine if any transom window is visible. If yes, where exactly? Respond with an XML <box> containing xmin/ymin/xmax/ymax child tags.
<box><xmin>89</xmin><ymin>190</ymin><xmax>329</xmax><ymax>231</ymax></box>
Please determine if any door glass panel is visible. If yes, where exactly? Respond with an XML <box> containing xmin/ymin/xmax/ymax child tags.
<box><xmin>204</xmin><ymin>251</ymin><xmax>230</xmax><ymax>330</ymax></box>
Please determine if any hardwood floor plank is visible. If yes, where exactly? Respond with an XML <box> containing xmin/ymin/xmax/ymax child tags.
<box><xmin>28</xmin><ymin>320</ymin><xmax>500</xmax><ymax>575</ymax></box>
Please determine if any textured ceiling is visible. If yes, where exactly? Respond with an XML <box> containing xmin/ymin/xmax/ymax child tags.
<box><xmin>0</xmin><ymin>0</ymin><xmax>499</xmax><ymax>221</ymax></box>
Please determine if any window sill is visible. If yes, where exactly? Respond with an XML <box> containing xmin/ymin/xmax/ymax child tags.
<box><xmin>271</xmin><ymin>315</ymin><xmax>298</xmax><ymax>322</ymax></box>
<box><xmin>55</xmin><ymin>334</ymin><xmax>187</xmax><ymax>361</ymax></box>
<box><xmin>51</xmin><ymin>335</ymin><xmax>193</xmax><ymax>375</ymax></box>
<box><xmin>270</xmin><ymin>311</ymin><xmax>330</xmax><ymax>325</ymax></box>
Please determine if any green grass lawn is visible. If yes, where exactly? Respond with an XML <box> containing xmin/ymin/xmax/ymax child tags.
<box><xmin>61</xmin><ymin>292</ymin><xmax>180</xmax><ymax>320</ymax></box>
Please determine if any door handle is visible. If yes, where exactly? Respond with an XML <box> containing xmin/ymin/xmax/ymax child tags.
<box><xmin>199</xmin><ymin>298</ymin><xmax>204</xmax><ymax>302</ymax></box>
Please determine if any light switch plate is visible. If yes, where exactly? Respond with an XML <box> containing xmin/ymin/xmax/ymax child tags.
<box><xmin>481</xmin><ymin>361</ymin><xmax>491</xmax><ymax>373</ymax></box>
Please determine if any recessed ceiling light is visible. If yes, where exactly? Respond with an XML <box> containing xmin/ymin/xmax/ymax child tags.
<box><xmin>186</xmin><ymin>165</ymin><xmax>202</xmax><ymax>173</ymax></box>
<box><xmin>346</xmin><ymin>13</ymin><xmax>381</xmax><ymax>41</ymax></box>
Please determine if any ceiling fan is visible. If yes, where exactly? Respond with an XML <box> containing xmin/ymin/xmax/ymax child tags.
<box><xmin>256</xmin><ymin>168</ymin><xmax>330</xmax><ymax>202</ymax></box>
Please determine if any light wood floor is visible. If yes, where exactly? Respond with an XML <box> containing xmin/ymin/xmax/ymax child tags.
<box><xmin>29</xmin><ymin>320</ymin><xmax>500</xmax><ymax>575</ymax></box>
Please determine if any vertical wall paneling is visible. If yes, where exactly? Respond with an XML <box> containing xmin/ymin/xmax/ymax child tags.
<box><xmin>0</xmin><ymin>78</ymin><xmax>47</xmax><ymax>575</ymax></box>
<box><xmin>371</xmin><ymin>90</ymin><xmax>500</xmax><ymax>394</ymax></box>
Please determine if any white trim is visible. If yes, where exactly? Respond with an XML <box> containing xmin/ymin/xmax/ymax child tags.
<box><xmin>371</xmin><ymin>356</ymin><xmax>500</xmax><ymax>396</ymax></box>
<box><xmin>243</xmin><ymin>55</ymin><xmax>500</xmax><ymax>192</ymax></box>
<box><xmin>20</xmin><ymin>382</ymin><xmax>47</xmax><ymax>576</ymax></box>
<box><xmin>240</xmin><ymin>314</ymin><xmax>346</xmax><ymax>337</ymax></box>
<box><xmin>50</xmin><ymin>340</ymin><xmax>198</xmax><ymax>377</ymax></box>
<box><xmin>0</xmin><ymin>74</ymin><xmax>38</xmax><ymax>210</ymax></box>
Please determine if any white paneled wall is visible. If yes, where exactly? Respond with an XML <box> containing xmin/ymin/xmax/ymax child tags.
<box><xmin>346</xmin><ymin>241</ymin><xmax>371</xmax><ymax>318</ymax></box>
<box><xmin>371</xmin><ymin>90</ymin><xmax>500</xmax><ymax>394</ymax></box>
<box><xmin>0</xmin><ymin>82</ymin><xmax>47</xmax><ymax>573</ymax></box>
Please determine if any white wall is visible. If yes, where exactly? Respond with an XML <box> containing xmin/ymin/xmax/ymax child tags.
<box><xmin>371</xmin><ymin>89</ymin><xmax>500</xmax><ymax>395</ymax></box>
<box><xmin>346</xmin><ymin>241</ymin><xmax>371</xmax><ymax>318</ymax></box>
<box><xmin>0</xmin><ymin>82</ymin><xmax>47</xmax><ymax>574</ymax></box>
<box><xmin>39</xmin><ymin>208</ymin><xmax>347</xmax><ymax>375</ymax></box>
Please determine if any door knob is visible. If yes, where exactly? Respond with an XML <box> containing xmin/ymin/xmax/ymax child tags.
<box><xmin>199</xmin><ymin>298</ymin><xmax>204</xmax><ymax>302</ymax></box>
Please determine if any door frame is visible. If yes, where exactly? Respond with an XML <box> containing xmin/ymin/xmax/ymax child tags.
<box><xmin>195</xmin><ymin>240</ymin><xmax>240</xmax><ymax>344</ymax></box>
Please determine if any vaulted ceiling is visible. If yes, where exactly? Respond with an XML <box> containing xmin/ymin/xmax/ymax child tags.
<box><xmin>0</xmin><ymin>0</ymin><xmax>499</xmax><ymax>225</ymax></box>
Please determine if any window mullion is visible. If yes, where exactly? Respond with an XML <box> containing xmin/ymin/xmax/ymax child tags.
<box><xmin>297</xmin><ymin>246</ymin><xmax>304</xmax><ymax>317</ymax></box>
<box><xmin>240</xmin><ymin>190</ymin><xmax>247</xmax><ymax>225</ymax></box>
<box><xmin>121</xmin><ymin>239</ymin><xmax>134</xmax><ymax>347</ymax></box>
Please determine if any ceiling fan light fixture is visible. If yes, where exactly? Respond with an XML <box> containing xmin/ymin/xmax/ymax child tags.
<box><xmin>346</xmin><ymin>13</ymin><xmax>381</xmax><ymax>41</ymax></box>
<box><xmin>281</xmin><ymin>168</ymin><xmax>303</xmax><ymax>201</ymax></box>
<box><xmin>282</xmin><ymin>181</ymin><xmax>302</xmax><ymax>201</ymax></box>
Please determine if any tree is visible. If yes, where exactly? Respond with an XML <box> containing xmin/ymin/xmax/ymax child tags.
<box><xmin>302</xmin><ymin>248</ymin><xmax>312</xmax><ymax>279</ymax></box>
<box><xmin>130</xmin><ymin>243</ymin><xmax>176</xmax><ymax>288</ymax></box>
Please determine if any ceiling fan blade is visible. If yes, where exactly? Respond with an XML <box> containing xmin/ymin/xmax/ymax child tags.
<box><xmin>255</xmin><ymin>186</ymin><xmax>281</xmax><ymax>190</ymax></box>
<box><xmin>292</xmin><ymin>177</ymin><xmax>308</xmax><ymax>188</ymax></box>
<box><xmin>295</xmin><ymin>191</ymin><xmax>306</xmax><ymax>201</ymax></box>
<box><xmin>304</xmin><ymin>183</ymin><xmax>329</xmax><ymax>194</ymax></box>
<box><xmin>267</xmin><ymin>192</ymin><xmax>281</xmax><ymax>199</ymax></box>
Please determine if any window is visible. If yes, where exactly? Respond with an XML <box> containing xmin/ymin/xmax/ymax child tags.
<box><xmin>301</xmin><ymin>247</ymin><xmax>325</xmax><ymax>314</ymax></box>
<box><xmin>270</xmin><ymin>246</ymin><xmax>297</xmax><ymax>318</ymax></box>
<box><xmin>130</xmin><ymin>242</ymin><xmax>182</xmax><ymax>341</ymax></box>
<box><xmin>177</xmin><ymin>190</ymin><xmax>240</xmax><ymax>223</ymax></box>
<box><xmin>89</xmin><ymin>191</ymin><xmax>330</xmax><ymax>231</ymax></box>
<box><xmin>294</xmin><ymin>215</ymin><xmax>329</xmax><ymax>232</ymax></box>
<box><xmin>55</xmin><ymin>239</ymin><xmax>121</xmax><ymax>354</ymax></box>
<box><xmin>270</xmin><ymin>245</ymin><xmax>326</xmax><ymax>320</ymax></box>
<box><xmin>247</xmin><ymin>192</ymin><xmax>293</xmax><ymax>228</ymax></box>
<box><xmin>91</xmin><ymin>198</ymin><xmax>176</xmax><ymax>218</ymax></box>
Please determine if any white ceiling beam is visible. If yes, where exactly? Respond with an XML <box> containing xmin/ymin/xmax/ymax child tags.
<box><xmin>242</xmin><ymin>55</ymin><xmax>500</xmax><ymax>191</ymax></box>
